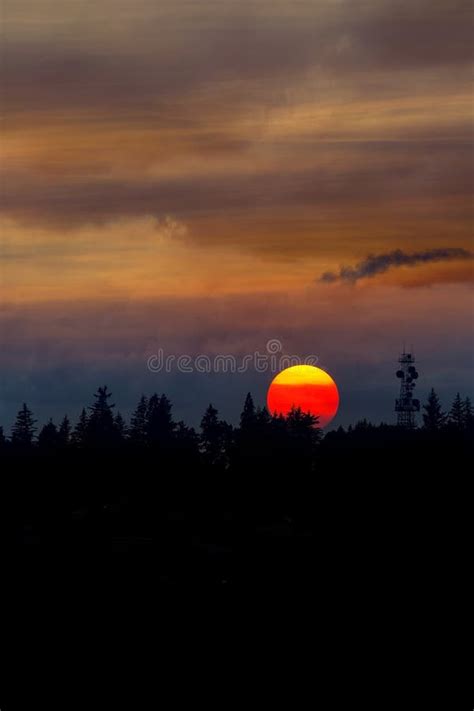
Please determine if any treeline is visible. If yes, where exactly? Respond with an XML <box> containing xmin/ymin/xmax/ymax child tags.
<box><xmin>0</xmin><ymin>386</ymin><xmax>472</xmax><ymax>467</ymax></box>
<box><xmin>2</xmin><ymin>385</ymin><xmax>471</xmax><ymax>584</ymax></box>
<box><xmin>0</xmin><ymin>388</ymin><xmax>322</xmax><ymax>474</ymax></box>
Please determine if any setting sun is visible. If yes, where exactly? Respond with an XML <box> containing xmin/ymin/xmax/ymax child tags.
<box><xmin>267</xmin><ymin>365</ymin><xmax>339</xmax><ymax>428</ymax></box>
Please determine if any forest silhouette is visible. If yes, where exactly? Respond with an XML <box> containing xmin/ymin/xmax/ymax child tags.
<box><xmin>1</xmin><ymin>385</ymin><xmax>472</xmax><ymax>584</ymax></box>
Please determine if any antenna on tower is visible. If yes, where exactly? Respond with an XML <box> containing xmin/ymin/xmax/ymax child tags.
<box><xmin>395</xmin><ymin>348</ymin><xmax>420</xmax><ymax>428</ymax></box>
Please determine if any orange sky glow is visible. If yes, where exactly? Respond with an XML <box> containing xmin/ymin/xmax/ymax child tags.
<box><xmin>0</xmin><ymin>0</ymin><xmax>472</xmax><ymax>427</ymax></box>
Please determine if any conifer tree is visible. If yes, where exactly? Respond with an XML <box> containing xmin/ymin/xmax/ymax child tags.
<box><xmin>448</xmin><ymin>393</ymin><xmax>464</xmax><ymax>429</ymax></box>
<box><xmin>240</xmin><ymin>392</ymin><xmax>256</xmax><ymax>431</ymax></box>
<box><xmin>175</xmin><ymin>421</ymin><xmax>199</xmax><ymax>458</ymax></box>
<box><xmin>200</xmin><ymin>404</ymin><xmax>232</xmax><ymax>468</ymax></box>
<box><xmin>87</xmin><ymin>386</ymin><xmax>116</xmax><ymax>446</ymax></box>
<box><xmin>114</xmin><ymin>411</ymin><xmax>128</xmax><ymax>440</ymax></box>
<box><xmin>463</xmin><ymin>397</ymin><xmax>473</xmax><ymax>432</ymax></box>
<box><xmin>11</xmin><ymin>403</ymin><xmax>37</xmax><ymax>448</ymax></box>
<box><xmin>422</xmin><ymin>389</ymin><xmax>446</xmax><ymax>432</ymax></box>
<box><xmin>129</xmin><ymin>395</ymin><xmax>148</xmax><ymax>446</ymax></box>
<box><xmin>237</xmin><ymin>392</ymin><xmax>258</xmax><ymax>459</ymax></box>
<box><xmin>146</xmin><ymin>393</ymin><xmax>175</xmax><ymax>446</ymax></box>
<box><xmin>72</xmin><ymin>408</ymin><xmax>89</xmax><ymax>447</ymax></box>
<box><xmin>256</xmin><ymin>406</ymin><xmax>271</xmax><ymax>427</ymax></box>
<box><xmin>287</xmin><ymin>407</ymin><xmax>321</xmax><ymax>444</ymax></box>
<box><xmin>38</xmin><ymin>419</ymin><xmax>59</xmax><ymax>449</ymax></box>
<box><xmin>58</xmin><ymin>415</ymin><xmax>71</xmax><ymax>447</ymax></box>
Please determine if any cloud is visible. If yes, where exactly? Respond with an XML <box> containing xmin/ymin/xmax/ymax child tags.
<box><xmin>1</xmin><ymin>0</ymin><xmax>472</xmax><ymax>298</ymax></box>
<box><xmin>320</xmin><ymin>248</ymin><xmax>474</xmax><ymax>284</ymax></box>
<box><xmin>2</xmin><ymin>2</ymin><xmax>471</xmax><ymax>118</ymax></box>
<box><xmin>1</xmin><ymin>0</ymin><xmax>472</xmax><ymax>269</ymax></box>
<box><xmin>3</xmin><ymin>138</ymin><xmax>473</xmax><ymax>230</ymax></box>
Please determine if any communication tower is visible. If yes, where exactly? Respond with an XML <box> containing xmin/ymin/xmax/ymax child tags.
<box><xmin>395</xmin><ymin>349</ymin><xmax>420</xmax><ymax>427</ymax></box>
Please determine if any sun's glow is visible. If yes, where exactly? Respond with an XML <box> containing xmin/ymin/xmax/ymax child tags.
<box><xmin>267</xmin><ymin>365</ymin><xmax>339</xmax><ymax>428</ymax></box>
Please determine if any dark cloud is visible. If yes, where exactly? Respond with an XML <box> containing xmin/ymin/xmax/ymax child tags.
<box><xmin>1</xmin><ymin>1</ymin><xmax>471</xmax><ymax>117</ymax></box>
<box><xmin>2</xmin><ymin>0</ymin><xmax>472</xmax><ymax>255</ymax></box>
<box><xmin>320</xmin><ymin>247</ymin><xmax>474</xmax><ymax>284</ymax></box>
<box><xmin>2</xmin><ymin>138</ymin><xmax>472</xmax><ymax>236</ymax></box>
<box><xmin>0</xmin><ymin>22</ymin><xmax>325</xmax><ymax>117</ymax></box>
<box><xmin>348</xmin><ymin>0</ymin><xmax>473</xmax><ymax>70</ymax></box>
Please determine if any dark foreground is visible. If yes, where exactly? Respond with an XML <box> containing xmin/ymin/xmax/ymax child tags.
<box><xmin>2</xmin><ymin>436</ymin><xmax>469</xmax><ymax>587</ymax></box>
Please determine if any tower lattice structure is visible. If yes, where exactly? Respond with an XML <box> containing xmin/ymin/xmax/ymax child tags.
<box><xmin>395</xmin><ymin>350</ymin><xmax>420</xmax><ymax>428</ymax></box>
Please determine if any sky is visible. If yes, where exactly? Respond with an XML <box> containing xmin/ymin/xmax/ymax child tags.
<box><xmin>1</xmin><ymin>0</ymin><xmax>473</xmax><ymax>430</ymax></box>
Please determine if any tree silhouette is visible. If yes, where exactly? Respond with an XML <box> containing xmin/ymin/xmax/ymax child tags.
<box><xmin>354</xmin><ymin>419</ymin><xmax>371</xmax><ymax>431</ymax></box>
<box><xmin>253</xmin><ymin>406</ymin><xmax>273</xmax><ymax>450</ymax></box>
<box><xmin>463</xmin><ymin>397</ymin><xmax>474</xmax><ymax>433</ymax></box>
<box><xmin>240</xmin><ymin>392</ymin><xmax>257</xmax><ymax>431</ymax></box>
<box><xmin>175</xmin><ymin>421</ymin><xmax>200</xmax><ymax>461</ymax></box>
<box><xmin>422</xmin><ymin>389</ymin><xmax>446</xmax><ymax>432</ymax></box>
<box><xmin>72</xmin><ymin>408</ymin><xmax>89</xmax><ymax>447</ymax></box>
<box><xmin>114</xmin><ymin>412</ymin><xmax>128</xmax><ymax>441</ymax></box>
<box><xmin>235</xmin><ymin>392</ymin><xmax>259</xmax><ymax>462</ymax></box>
<box><xmin>11</xmin><ymin>403</ymin><xmax>37</xmax><ymax>448</ymax></box>
<box><xmin>256</xmin><ymin>406</ymin><xmax>271</xmax><ymax>427</ymax></box>
<box><xmin>200</xmin><ymin>404</ymin><xmax>232</xmax><ymax>469</ymax></box>
<box><xmin>1</xmin><ymin>384</ymin><xmax>472</xmax><ymax>488</ymax></box>
<box><xmin>87</xmin><ymin>386</ymin><xmax>116</xmax><ymax>446</ymax></box>
<box><xmin>448</xmin><ymin>393</ymin><xmax>465</xmax><ymax>430</ymax></box>
<box><xmin>146</xmin><ymin>393</ymin><xmax>175</xmax><ymax>447</ymax></box>
<box><xmin>286</xmin><ymin>407</ymin><xmax>321</xmax><ymax>466</ymax></box>
<box><xmin>58</xmin><ymin>415</ymin><xmax>71</xmax><ymax>447</ymax></box>
<box><xmin>270</xmin><ymin>411</ymin><xmax>288</xmax><ymax>444</ymax></box>
<box><xmin>129</xmin><ymin>395</ymin><xmax>148</xmax><ymax>446</ymax></box>
<box><xmin>38</xmin><ymin>419</ymin><xmax>59</xmax><ymax>450</ymax></box>
<box><xmin>3</xmin><ymin>382</ymin><xmax>474</xmax><ymax>588</ymax></box>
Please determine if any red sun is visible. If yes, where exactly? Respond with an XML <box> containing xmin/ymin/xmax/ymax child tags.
<box><xmin>267</xmin><ymin>365</ymin><xmax>339</xmax><ymax>428</ymax></box>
